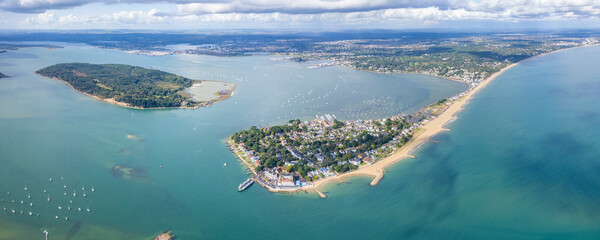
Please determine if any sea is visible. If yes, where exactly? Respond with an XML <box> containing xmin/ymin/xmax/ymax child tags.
<box><xmin>0</xmin><ymin>43</ymin><xmax>598</xmax><ymax>239</ymax></box>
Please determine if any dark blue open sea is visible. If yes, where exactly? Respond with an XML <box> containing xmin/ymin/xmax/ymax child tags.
<box><xmin>0</xmin><ymin>44</ymin><xmax>599</xmax><ymax>239</ymax></box>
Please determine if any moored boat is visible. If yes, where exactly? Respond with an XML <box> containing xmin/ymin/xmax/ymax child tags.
<box><xmin>238</xmin><ymin>178</ymin><xmax>254</xmax><ymax>191</ymax></box>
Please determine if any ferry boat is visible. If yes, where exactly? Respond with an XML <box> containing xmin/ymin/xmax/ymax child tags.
<box><xmin>238</xmin><ymin>178</ymin><xmax>254</xmax><ymax>192</ymax></box>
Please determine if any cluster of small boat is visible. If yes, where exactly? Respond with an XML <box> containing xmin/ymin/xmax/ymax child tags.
<box><xmin>1</xmin><ymin>177</ymin><xmax>96</xmax><ymax>221</ymax></box>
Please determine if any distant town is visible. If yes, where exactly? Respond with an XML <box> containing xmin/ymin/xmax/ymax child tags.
<box><xmin>88</xmin><ymin>34</ymin><xmax>598</xmax><ymax>85</ymax></box>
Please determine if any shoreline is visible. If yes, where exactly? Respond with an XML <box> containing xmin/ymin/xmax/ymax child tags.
<box><xmin>281</xmin><ymin>45</ymin><xmax>594</xmax><ymax>197</ymax></box>
<box><xmin>38</xmin><ymin>73</ymin><xmax>235</xmax><ymax>110</ymax></box>
<box><xmin>309</xmin><ymin>61</ymin><xmax>518</xmax><ymax>190</ymax></box>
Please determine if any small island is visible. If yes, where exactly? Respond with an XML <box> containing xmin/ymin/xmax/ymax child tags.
<box><xmin>36</xmin><ymin>63</ymin><xmax>235</xmax><ymax>109</ymax></box>
<box><xmin>0</xmin><ymin>72</ymin><xmax>8</xmax><ymax>78</ymax></box>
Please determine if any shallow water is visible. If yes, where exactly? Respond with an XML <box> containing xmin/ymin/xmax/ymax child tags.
<box><xmin>0</xmin><ymin>44</ymin><xmax>467</xmax><ymax>239</ymax></box>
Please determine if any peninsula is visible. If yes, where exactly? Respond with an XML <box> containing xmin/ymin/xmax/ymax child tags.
<box><xmin>36</xmin><ymin>63</ymin><xmax>235</xmax><ymax>109</ymax></box>
<box><xmin>228</xmin><ymin>45</ymin><xmax>595</xmax><ymax>197</ymax></box>
<box><xmin>0</xmin><ymin>72</ymin><xmax>8</xmax><ymax>78</ymax></box>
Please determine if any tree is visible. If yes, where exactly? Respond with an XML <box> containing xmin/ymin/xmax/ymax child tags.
<box><xmin>332</xmin><ymin>119</ymin><xmax>345</xmax><ymax>129</ymax></box>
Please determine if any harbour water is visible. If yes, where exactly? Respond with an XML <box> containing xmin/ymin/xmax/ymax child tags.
<box><xmin>0</xmin><ymin>44</ymin><xmax>598</xmax><ymax>239</ymax></box>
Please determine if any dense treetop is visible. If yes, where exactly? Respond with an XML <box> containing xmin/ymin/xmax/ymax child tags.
<box><xmin>36</xmin><ymin>63</ymin><xmax>198</xmax><ymax>108</ymax></box>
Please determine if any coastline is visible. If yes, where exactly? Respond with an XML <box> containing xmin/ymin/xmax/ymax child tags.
<box><xmin>38</xmin><ymin>73</ymin><xmax>235</xmax><ymax>110</ymax></box>
<box><xmin>309</xmin><ymin>61</ymin><xmax>518</xmax><ymax>190</ymax></box>
<box><xmin>293</xmin><ymin>46</ymin><xmax>592</xmax><ymax>197</ymax></box>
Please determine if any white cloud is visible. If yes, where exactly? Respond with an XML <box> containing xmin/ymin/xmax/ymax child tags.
<box><xmin>18</xmin><ymin>7</ymin><xmax>515</xmax><ymax>29</ymax></box>
<box><xmin>13</xmin><ymin>0</ymin><xmax>600</xmax><ymax>29</ymax></box>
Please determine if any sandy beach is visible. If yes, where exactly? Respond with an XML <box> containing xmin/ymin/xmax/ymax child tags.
<box><xmin>40</xmin><ymin>74</ymin><xmax>235</xmax><ymax>110</ymax></box>
<box><xmin>303</xmin><ymin>46</ymin><xmax>600</xmax><ymax>196</ymax></box>
<box><xmin>236</xmin><ymin>62</ymin><xmax>518</xmax><ymax>198</ymax></box>
<box><xmin>303</xmin><ymin>62</ymin><xmax>520</xmax><ymax>196</ymax></box>
<box><xmin>227</xmin><ymin>45</ymin><xmax>596</xmax><ymax>198</ymax></box>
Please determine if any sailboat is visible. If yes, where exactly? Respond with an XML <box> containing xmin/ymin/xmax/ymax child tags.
<box><xmin>73</xmin><ymin>190</ymin><xmax>77</xmax><ymax>197</ymax></box>
<box><xmin>91</xmin><ymin>186</ymin><xmax>95</xmax><ymax>192</ymax></box>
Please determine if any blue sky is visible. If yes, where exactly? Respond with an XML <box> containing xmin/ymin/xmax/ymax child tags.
<box><xmin>1</xmin><ymin>0</ymin><xmax>599</xmax><ymax>30</ymax></box>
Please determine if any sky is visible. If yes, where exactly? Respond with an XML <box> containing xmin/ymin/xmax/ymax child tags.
<box><xmin>0</xmin><ymin>0</ymin><xmax>599</xmax><ymax>30</ymax></box>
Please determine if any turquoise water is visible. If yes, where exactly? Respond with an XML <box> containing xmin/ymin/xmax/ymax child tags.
<box><xmin>0</xmin><ymin>44</ymin><xmax>467</xmax><ymax>239</ymax></box>
<box><xmin>2</xmin><ymin>43</ymin><xmax>600</xmax><ymax>240</ymax></box>
<box><xmin>2</xmin><ymin>44</ymin><xmax>600</xmax><ymax>239</ymax></box>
